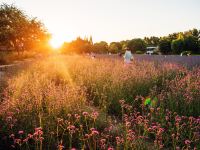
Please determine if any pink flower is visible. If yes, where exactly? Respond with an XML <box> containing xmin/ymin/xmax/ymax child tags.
<box><xmin>74</xmin><ymin>114</ymin><xmax>80</xmax><ymax>119</ymax></box>
<box><xmin>18</xmin><ymin>130</ymin><xmax>24</xmax><ymax>134</ymax></box>
<box><xmin>23</xmin><ymin>138</ymin><xmax>28</xmax><ymax>142</ymax></box>
<box><xmin>92</xmin><ymin>130</ymin><xmax>99</xmax><ymax>135</ymax></box>
<box><xmin>84</xmin><ymin>134</ymin><xmax>90</xmax><ymax>139</ymax></box>
<box><xmin>184</xmin><ymin>140</ymin><xmax>191</xmax><ymax>145</ymax></box>
<box><xmin>27</xmin><ymin>134</ymin><xmax>33</xmax><ymax>139</ymax></box>
<box><xmin>35</xmin><ymin>127</ymin><xmax>42</xmax><ymax>132</ymax></box>
<box><xmin>9</xmin><ymin>134</ymin><xmax>15</xmax><ymax>138</ymax></box>
<box><xmin>39</xmin><ymin>137</ymin><xmax>44</xmax><ymax>141</ymax></box>
<box><xmin>67</xmin><ymin>125</ymin><xmax>76</xmax><ymax>134</ymax></box>
<box><xmin>125</xmin><ymin>121</ymin><xmax>131</xmax><ymax>128</ymax></box>
<box><xmin>82</xmin><ymin>112</ymin><xmax>89</xmax><ymax>117</ymax></box>
<box><xmin>91</xmin><ymin>111</ymin><xmax>99</xmax><ymax>120</ymax></box>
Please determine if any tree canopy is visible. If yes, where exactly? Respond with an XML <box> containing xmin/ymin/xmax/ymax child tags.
<box><xmin>0</xmin><ymin>4</ymin><xmax>50</xmax><ymax>53</ymax></box>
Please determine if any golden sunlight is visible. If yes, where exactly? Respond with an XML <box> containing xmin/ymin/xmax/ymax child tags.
<box><xmin>49</xmin><ymin>37</ymin><xmax>64</xmax><ymax>49</ymax></box>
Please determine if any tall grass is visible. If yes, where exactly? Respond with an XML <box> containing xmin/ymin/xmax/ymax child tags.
<box><xmin>67</xmin><ymin>57</ymin><xmax>194</xmax><ymax>115</ymax></box>
<box><xmin>0</xmin><ymin>55</ymin><xmax>199</xmax><ymax>149</ymax></box>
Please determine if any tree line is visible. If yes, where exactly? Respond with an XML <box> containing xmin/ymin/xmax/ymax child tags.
<box><xmin>61</xmin><ymin>29</ymin><xmax>200</xmax><ymax>55</ymax></box>
<box><xmin>0</xmin><ymin>4</ymin><xmax>200</xmax><ymax>55</ymax></box>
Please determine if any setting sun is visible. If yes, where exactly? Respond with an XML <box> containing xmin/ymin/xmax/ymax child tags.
<box><xmin>49</xmin><ymin>37</ymin><xmax>64</xmax><ymax>49</ymax></box>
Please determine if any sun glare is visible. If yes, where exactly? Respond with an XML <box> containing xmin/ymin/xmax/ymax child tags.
<box><xmin>49</xmin><ymin>37</ymin><xmax>64</xmax><ymax>49</ymax></box>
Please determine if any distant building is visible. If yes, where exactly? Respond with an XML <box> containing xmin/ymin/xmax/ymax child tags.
<box><xmin>146</xmin><ymin>46</ymin><xmax>158</xmax><ymax>55</ymax></box>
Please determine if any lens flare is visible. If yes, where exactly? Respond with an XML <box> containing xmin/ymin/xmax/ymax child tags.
<box><xmin>49</xmin><ymin>37</ymin><xmax>63</xmax><ymax>49</ymax></box>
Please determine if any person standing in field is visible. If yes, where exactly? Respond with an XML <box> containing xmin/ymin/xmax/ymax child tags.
<box><xmin>124</xmin><ymin>47</ymin><xmax>133</xmax><ymax>64</ymax></box>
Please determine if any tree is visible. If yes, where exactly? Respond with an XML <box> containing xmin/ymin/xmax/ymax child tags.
<box><xmin>0</xmin><ymin>4</ymin><xmax>50</xmax><ymax>54</ymax></box>
<box><xmin>67</xmin><ymin>37</ymin><xmax>92</xmax><ymax>53</ymax></box>
<box><xmin>92</xmin><ymin>41</ymin><xmax>108</xmax><ymax>53</ymax></box>
<box><xmin>167</xmin><ymin>33</ymin><xmax>179</xmax><ymax>41</ymax></box>
<box><xmin>127</xmin><ymin>38</ymin><xmax>146</xmax><ymax>53</ymax></box>
<box><xmin>108</xmin><ymin>42</ymin><xmax>122</xmax><ymax>53</ymax></box>
<box><xmin>184</xmin><ymin>36</ymin><xmax>199</xmax><ymax>54</ymax></box>
<box><xmin>171</xmin><ymin>39</ymin><xmax>185</xmax><ymax>54</ymax></box>
<box><xmin>158</xmin><ymin>39</ymin><xmax>172</xmax><ymax>54</ymax></box>
<box><xmin>144</xmin><ymin>36</ymin><xmax>160</xmax><ymax>46</ymax></box>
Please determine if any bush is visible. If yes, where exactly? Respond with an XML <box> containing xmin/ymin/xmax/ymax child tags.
<box><xmin>135</xmin><ymin>51</ymin><xmax>144</xmax><ymax>54</ymax></box>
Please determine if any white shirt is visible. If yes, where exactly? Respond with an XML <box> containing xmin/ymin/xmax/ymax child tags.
<box><xmin>124</xmin><ymin>50</ymin><xmax>133</xmax><ymax>63</ymax></box>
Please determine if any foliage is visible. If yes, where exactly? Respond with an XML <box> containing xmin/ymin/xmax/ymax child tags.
<box><xmin>158</xmin><ymin>39</ymin><xmax>172</xmax><ymax>54</ymax></box>
<box><xmin>171</xmin><ymin>38</ymin><xmax>185</xmax><ymax>54</ymax></box>
<box><xmin>62</xmin><ymin>37</ymin><xmax>92</xmax><ymax>53</ymax></box>
<box><xmin>184</xmin><ymin>36</ymin><xmax>199</xmax><ymax>54</ymax></box>
<box><xmin>127</xmin><ymin>38</ymin><xmax>146</xmax><ymax>53</ymax></box>
<box><xmin>93</xmin><ymin>41</ymin><xmax>108</xmax><ymax>53</ymax></box>
<box><xmin>135</xmin><ymin>51</ymin><xmax>144</xmax><ymax>54</ymax></box>
<box><xmin>108</xmin><ymin>42</ymin><xmax>122</xmax><ymax>53</ymax></box>
<box><xmin>144</xmin><ymin>36</ymin><xmax>160</xmax><ymax>46</ymax></box>
<box><xmin>0</xmin><ymin>4</ymin><xmax>50</xmax><ymax>54</ymax></box>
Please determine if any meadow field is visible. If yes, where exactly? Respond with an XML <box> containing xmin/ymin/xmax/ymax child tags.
<box><xmin>0</xmin><ymin>54</ymin><xmax>199</xmax><ymax>150</ymax></box>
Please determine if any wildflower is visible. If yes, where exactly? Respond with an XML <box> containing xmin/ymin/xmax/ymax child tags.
<box><xmin>84</xmin><ymin>134</ymin><xmax>90</xmax><ymax>139</ymax></box>
<box><xmin>148</xmin><ymin>127</ymin><xmax>152</xmax><ymax>132</ymax></box>
<box><xmin>119</xmin><ymin>99</ymin><xmax>125</xmax><ymax>105</ymax></box>
<box><xmin>184</xmin><ymin>140</ymin><xmax>191</xmax><ymax>145</ymax></box>
<box><xmin>175</xmin><ymin>116</ymin><xmax>181</xmax><ymax>122</ymax></box>
<box><xmin>14</xmin><ymin>138</ymin><xmax>21</xmax><ymax>144</ymax></box>
<box><xmin>35</xmin><ymin>127</ymin><xmax>42</xmax><ymax>132</ymax></box>
<box><xmin>39</xmin><ymin>137</ymin><xmax>44</xmax><ymax>141</ymax></box>
<box><xmin>91</xmin><ymin>129</ymin><xmax>99</xmax><ymax>135</ymax></box>
<box><xmin>18</xmin><ymin>130</ymin><xmax>24</xmax><ymax>135</ymax></box>
<box><xmin>116</xmin><ymin>136</ymin><xmax>123</xmax><ymax>145</ymax></box>
<box><xmin>67</xmin><ymin>125</ymin><xmax>76</xmax><ymax>134</ymax></box>
<box><xmin>74</xmin><ymin>114</ymin><xmax>80</xmax><ymax>120</ymax></box>
<box><xmin>7</xmin><ymin>116</ymin><xmax>12</xmax><ymax>121</ymax></box>
<box><xmin>9</xmin><ymin>134</ymin><xmax>15</xmax><ymax>138</ymax></box>
<box><xmin>91</xmin><ymin>111</ymin><xmax>99</xmax><ymax>120</ymax></box>
<box><xmin>100</xmin><ymin>138</ymin><xmax>106</xmax><ymax>149</ymax></box>
<box><xmin>82</xmin><ymin>112</ymin><xmax>89</xmax><ymax>117</ymax></box>
<box><xmin>27</xmin><ymin>134</ymin><xmax>33</xmax><ymax>139</ymax></box>
<box><xmin>57</xmin><ymin>118</ymin><xmax>63</xmax><ymax>124</ymax></box>
<box><xmin>125</xmin><ymin>121</ymin><xmax>131</xmax><ymax>128</ymax></box>
<box><xmin>23</xmin><ymin>138</ymin><xmax>28</xmax><ymax>143</ymax></box>
<box><xmin>165</xmin><ymin>116</ymin><xmax>169</xmax><ymax>121</ymax></box>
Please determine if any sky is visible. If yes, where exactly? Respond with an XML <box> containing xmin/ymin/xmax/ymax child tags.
<box><xmin>1</xmin><ymin>0</ymin><xmax>200</xmax><ymax>44</ymax></box>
